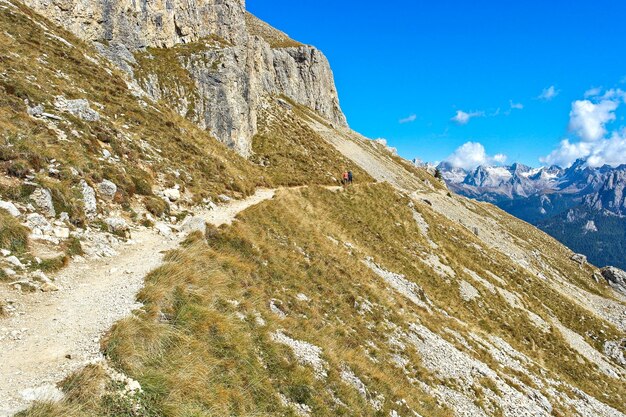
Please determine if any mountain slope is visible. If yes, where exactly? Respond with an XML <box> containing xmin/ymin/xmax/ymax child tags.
<box><xmin>441</xmin><ymin>161</ymin><xmax>626</xmax><ymax>269</ymax></box>
<box><xmin>21</xmin><ymin>0</ymin><xmax>347</xmax><ymax>156</ymax></box>
<box><xmin>0</xmin><ymin>1</ymin><xmax>624</xmax><ymax>417</ymax></box>
<box><xmin>26</xmin><ymin>183</ymin><xmax>626</xmax><ymax>416</ymax></box>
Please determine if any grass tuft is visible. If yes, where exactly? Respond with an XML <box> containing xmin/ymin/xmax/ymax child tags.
<box><xmin>0</xmin><ymin>209</ymin><xmax>29</xmax><ymax>253</ymax></box>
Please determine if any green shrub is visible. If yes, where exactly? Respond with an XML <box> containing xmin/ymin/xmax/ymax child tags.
<box><xmin>47</xmin><ymin>182</ymin><xmax>86</xmax><ymax>227</ymax></box>
<box><xmin>39</xmin><ymin>255</ymin><xmax>70</xmax><ymax>273</ymax></box>
<box><xmin>132</xmin><ymin>173</ymin><xmax>153</xmax><ymax>196</ymax></box>
<box><xmin>65</xmin><ymin>236</ymin><xmax>84</xmax><ymax>257</ymax></box>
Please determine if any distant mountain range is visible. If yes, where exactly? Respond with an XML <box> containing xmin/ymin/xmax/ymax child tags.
<box><xmin>437</xmin><ymin>159</ymin><xmax>626</xmax><ymax>269</ymax></box>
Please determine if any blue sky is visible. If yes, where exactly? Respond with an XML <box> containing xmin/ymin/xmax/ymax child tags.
<box><xmin>247</xmin><ymin>1</ymin><xmax>626</xmax><ymax>168</ymax></box>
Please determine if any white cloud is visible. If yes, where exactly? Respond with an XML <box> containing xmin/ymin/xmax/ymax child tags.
<box><xmin>586</xmin><ymin>131</ymin><xmax>626</xmax><ymax>167</ymax></box>
<box><xmin>541</xmin><ymin>86</ymin><xmax>626</xmax><ymax>168</ymax></box>
<box><xmin>493</xmin><ymin>153</ymin><xmax>508</xmax><ymax>163</ymax></box>
<box><xmin>451</xmin><ymin>110</ymin><xmax>484</xmax><ymax>125</ymax></box>
<box><xmin>399</xmin><ymin>114</ymin><xmax>417</xmax><ymax>124</ymax></box>
<box><xmin>509</xmin><ymin>100</ymin><xmax>524</xmax><ymax>110</ymax></box>
<box><xmin>568</xmin><ymin>99</ymin><xmax>618</xmax><ymax>142</ymax></box>
<box><xmin>446</xmin><ymin>142</ymin><xmax>508</xmax><ymax>170</ymax></box>
<box><xmin>541</xmin><ymin>133</ymin><xmax>626</xmax><ymax>168</ymax></box>
<box><xmin>600</xmin><ymin>88</ymin><xmax>626</xmax><ymax>101</ymax></box>
<box><xmin>538</xmin><ymin>85</ymin><xmax>559</xmax><ymax>101</ymax></box>
<box><xmin>584</xmin><ymin>87</ymin><xmax>602</xmax><ymax>98</ymax></box>
<box><xmin>540</xmin><ymin>139</ymin><xmax>592</xmax><ymax>167</ymax></box>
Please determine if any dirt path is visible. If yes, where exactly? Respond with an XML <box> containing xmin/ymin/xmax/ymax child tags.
<box><xmin>0</xmin><ymin>188</ymin><xmax>276</xmax><ymax>416</ymax></box>
<box><xmin>308</xmin><ymin>120</ymin><xmax>428</xmax><ymax>193</ymax></box>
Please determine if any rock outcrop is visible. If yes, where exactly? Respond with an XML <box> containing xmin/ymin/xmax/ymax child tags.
<box><xmin>601</xmin><ymin>267</ymin><xmax>626</xmax><ymax>295</ymax></box>
<box><xmin>584</xmin><ymin>167</ymin><xmax>626</xmax><ymax>215</ymax></box>
<box><xmin>21</xmin><ymin>0</ymin><xmax>347</xmax><ymax>156</ymax></box>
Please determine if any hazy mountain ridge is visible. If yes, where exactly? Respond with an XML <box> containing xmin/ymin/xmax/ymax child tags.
<box><xmin>439</xmin><ymin>160</ymin><xmax>626</xmax><ymax>268</ymax></box>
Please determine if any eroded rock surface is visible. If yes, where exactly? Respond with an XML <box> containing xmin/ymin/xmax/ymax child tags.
<box><xmin>22</xmin><ymin>0</ymin><xmax>347</xmax><ymax>156</ymax></box>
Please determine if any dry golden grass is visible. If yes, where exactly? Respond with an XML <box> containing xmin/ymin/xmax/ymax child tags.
<box><xmin>0</xmin><ymin>2</ymin><xmax>266</xmax><ymax>212</ymax></box>
<box><xmin>245</xmin><ymin>13</ymin><xmax>304</xmax><ymax>49</ymax></box>
<box><xmin>251</xmin><ymin>100</ymin><xmax>374</xmax><ymax>186</ymax></box>
<box><xmin>0</xmin><ymin>208</ymin><xmax>29</xmax><ymax>254</ymax></box>
<box><xmin>7</xmin><ymin>3</ymin><xmax>625</xmax><ymax>416</ymax></box>
<box><xmin>22</xmin><ymin>184</ymin><xmax>626</xmax><ymax>416</ymax></box>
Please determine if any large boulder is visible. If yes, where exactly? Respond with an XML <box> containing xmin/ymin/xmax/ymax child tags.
<box><xmin>80</xmin><ymin>180</ymin><xmax>97</xmax><ymax>219</ymax></box>
<box><xmin>163</xmin><ymin>188</ymin><xmax>181</xmax><ymax>202</ymax></box>
<box><xmin>600</xmin><ymin>267</ymin><xmax>626</xmax><ymax>295</ymax></box>
<box><xmin>180</xmin><ymin>216</ymin><xmax>207</xmax><ymax>234</ymax></box>
<box><xmin>25</xmin><ymin>213</ymin><xmax>53</xmax><ymax>235</ymax></box>
<box><xmin>105</xmin><ymin>217</ymin><xmax>130</xmax><ymax>235</ymax></box>
<box><xmin>98</xmin><ymin>180</ymin><xmax>118</xmax><ymax>201</ymax></box>
<box><xmin>30</xmin><ymin>188</ymin><xmax>56</xmax><ymax>217</ymax></box>
<box><xmin>54</xmin><ymin>96</ymin><xmax>100</xmax><ymax>122</ymax></box>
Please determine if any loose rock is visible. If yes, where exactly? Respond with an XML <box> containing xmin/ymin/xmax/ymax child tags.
<box><xmin>600</xmin><ymin>267</ymin><xmax>626</xmax><ymax>295</ymax></box>
<box><xmin>53</xmin><ymin>227</ymin><xmax>70</xmax><ymax>239</ymax></box>
<box><xmin>54</xmin><ymin>96</ymin><xmax>100</xmax><ymax>122</ymax></box>
<box><xmin>6</xmin><ymin>256</ymin><xmax>24</xmax><ymax>270</ymax></box>
<box><xmin>0</xmin><ymin>201</ymin><xmax>20</xmax><ymax>217</ymax></box>
<box><xmin>179</xmin><ymin>216</ymin><xmax>207</xmax><ymax>234</ymax></box>
<box><xmin>163</xmin><ymin>188</ymin><xmax>181</xmax><ymax>202</ymax></box>
<box><xmin>27</xmin><ymin>104</ymin><xmax>44</xmax><ymax>117</ymax></box>
<box><xmin>80</xmin><ymin>180</ymin><xmax>97</xmax><ymax>219</ymax></box>
<box><xmin>105</xmin><ymin>217</ymin><xmax>129</xmax><ymax>235</ymax></box>
<box><xmin>40</xmin><ymin>282</ymin><xmax>60</xmax><ymax>292</ymax></box>
<box><xmin>98</xmin><ymin>180</ymin><xmax>117</xmax><ymax>200</ymax></box>
<box><xmin>570</xmin><ymin>253</ymin><xmax>587</xmax><ymax>267</ymax></box>
<box><xmin>26</xmin><ymin>213</ymin><xmax>52</xmax><ymax>235</ymax></box>
<box><xmin>30</xmin><ymin>188</ymin><xmax>56</xmax><ymax>217</ymax></box>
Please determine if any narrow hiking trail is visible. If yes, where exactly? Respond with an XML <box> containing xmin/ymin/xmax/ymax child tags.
<box><xmin>0</xmin><ymin>188</ymin><xmax>276</xmax><ymax>416</ymax></box>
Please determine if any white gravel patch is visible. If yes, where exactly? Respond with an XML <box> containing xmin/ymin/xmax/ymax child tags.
<box><xmin>459</xmin><ymin>280</ymin><xmax>480</xmax><ymax>302</ymax></box>
<box><xmin>364</xmin><ymin>258</ymin><xmax>432</xmax><ymax>311</ymax></box>
<box><xmin>271</xmin><ymin>331</ymin><xmax>327</xmax><ymax>379</ymax></box>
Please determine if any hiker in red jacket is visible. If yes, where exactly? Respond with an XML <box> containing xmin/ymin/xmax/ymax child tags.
<box><xmin>342</xmin><ymin>171</ymin><xmax>349</xmax><ymax>185</ymax></box>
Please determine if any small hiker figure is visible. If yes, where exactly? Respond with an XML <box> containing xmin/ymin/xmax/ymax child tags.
<box><xmin>348</xmin><ymin>170</ymin><xmax>353</xmax><ymax>184</ymax></box>
<box><xmin>342</xmin><ymin>170</ymin><xmax>349</xmax><ymax>186</ymax></box>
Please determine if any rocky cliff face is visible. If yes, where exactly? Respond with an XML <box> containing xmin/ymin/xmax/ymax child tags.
<box><xmin>584</xmin><ymin>167</ymin><xmax>626</xmax><ymax>215</ymax></box>
<box><xmin>22</xmin><ymin>0</ymin><xmax>347</xmax><ymax>155</ymax></box>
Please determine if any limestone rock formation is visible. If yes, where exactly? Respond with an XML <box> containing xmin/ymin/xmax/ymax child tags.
<box><xmin>584</xmin><ymin>168</ymin><xmax>626</xmax><ymax>215</ymax></box>
<box><xmin>601</xmin><ymin>267</ymin><xmax>626</xmax><ymax>295</ymax></box>
<box><xmin>22</xmin><ymin>0</ymin><xmax>347</xmax><ymax>156</ymax></box>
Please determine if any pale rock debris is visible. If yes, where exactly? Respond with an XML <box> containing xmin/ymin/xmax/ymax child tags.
<box><xmin>459</xmin><ymin>280</ymin><xmax>480</xmax><ymax>302</ymax></box>
<box><xmin>364</xmin><ymin>258</ymin><xmax>432</xmax><ymax>311</ymax></box>
<box><xmin>0</xmin><ymin>201</ymin><xmax>20</xmax><ymax>217</ymax></box>
<box><xmin>271</xmin><ymin>331</ymin><xmax>327</xmax><ymax>379</ymax></box>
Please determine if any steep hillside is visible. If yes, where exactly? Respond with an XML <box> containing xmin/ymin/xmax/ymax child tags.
<box><xmin>441</xmin><ymin>161</ymin><xmax>626</xmax><ymax>269</ymax></box>
<box><xmin>0</xmin><ymin>0</ymin><xmax>265</xmax><ymax>206</ymax></box>
<box><xmin>1</xmin><ymin>1</ymin><xmax>625</xmax><ymax>417</ymax></box>
<box><xmin>0</xmin><ymin>0</ymin><xmax>363</xmax><ymax>297</ymax></box>
<box><xmin>21</xmin><ymin>0</ymin><xmax>347</xmax><ymax>156</ymax></box>
<box><xmin>25</xmin><ymin>182</ymin><xmax>626</xmax><ymax>416</ymax></box>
